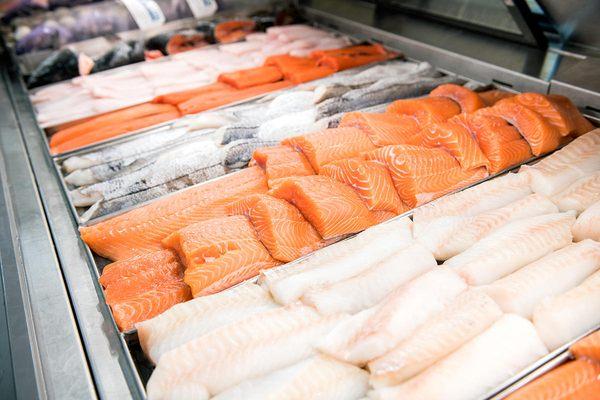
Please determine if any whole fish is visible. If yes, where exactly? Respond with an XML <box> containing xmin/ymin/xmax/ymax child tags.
<box><xmin>222</xmin><ymin>138</ymin><xmax>278</xmax><ymax>169</ymax></box>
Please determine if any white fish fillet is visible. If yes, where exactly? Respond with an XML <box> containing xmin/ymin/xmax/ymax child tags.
<box><xmin>301</xmin><ymin>243</ymin><xmax>436</xmax><ymax>315</ymax></box>
<box><xmin>212</xmin><ymin>355</ymin><xmax>368</xmax><ymax>400</ymax></box>
<box><xmin>533</xmin><ymin>269</ymin><xmax>600</xmax><ymax>350</ymax></box>
<box><xmin>146</xmin><ymin>305</ymin><xmax>344</xmax><ymax>399</ymax></box>
<box><xmin>483</xmin><ymin>240</ymin><xmax>600</xmax><ymax>318</ymax></box>
<box><xmin>416</xmin><ymin>193</ymin><xmax>558</xmax><ymax>260</ymax></box>
<box><xmin>368</xmin><ymin>290</ymin><xmax>503</xmax><ymax>388</ymax></box>
<box><xmin>318</xmin><ymin>268</ymin><xmax>467</xmax><ymax>365</ymax></box>
<box><xmin>268</xmin><ymin>218</ymin><xmax>415</xmax><ymax>305</ymax></box>
<box><xmin>572</xmin><ymin>200</ymin><xmax>600</xmax><ymax>242</ymax></box>
<box><xmin>136</xmin><ymin>283</ymin><xmax>277</xmax><ymax>364</ymax></box>
<box><xmin>443</xmin><ymin>212</ymin><xmax>575</xmax><ymax>285</ymax></box>
<box><xmin>412</xmin><ymin>173</ymin><xmax>531</xmax><ymax>238</ymax></box>
<box><xmin>368</xmin><ymin>314</ymin><xmax>548</xmax><ymax>400</ymax></box>
<box><xmin>553</xmin><ymin>171</ymin><xmax>600</xmax><ymax>213</ymax></box>
<box><xmin>520</xmin><ymin>128</ymin><xmax>600</xmax><ymax>196</ymax></box>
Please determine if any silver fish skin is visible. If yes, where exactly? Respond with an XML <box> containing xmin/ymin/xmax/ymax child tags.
<box><xmin>266</xmin><ymin>90</ymin><xmax>315</xmax><ymax>117</ymax></box>
<box><xmin>220</xmin><ymin>123</ymin><xmax>261</xmax><ymax>145</ymax></box>
<box><xmin>222</xmin><ymin>138</ymin><xmax>278</xmax><ymax>169</ymax></box>
<box><xmin>256</xmin><ymin>108</ymin><xmax>320</xmax><ymax>142</ymax></box>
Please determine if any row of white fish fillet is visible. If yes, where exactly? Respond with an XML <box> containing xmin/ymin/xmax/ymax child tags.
<box><xmin>136</xmin><ymin>129</ymin><xmax>600</xmax><ymax>400</ymax></box>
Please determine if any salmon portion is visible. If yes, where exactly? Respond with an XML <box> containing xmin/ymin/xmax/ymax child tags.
<box><xmin>320</xmin><ymin>157</ymin><xmax>408</xmax><ymax>214</ymax></box>
<box><xmin>478</xmin><ymin>89</ymin><xmax>515</xmax><ymax>107</ymax></box>
<box><xmin>214</xmin><ymin>20</ymin><xmax>256</xmax><ymax>43</ymax></box>
<box><xmin>505</xmin><ymin>358</ymin><xmax>600</xmax><ymax>400</ymax></box>
<box><xmin>79</xmin><ymin>166</ymin><xmax>268</xmax><ymax>261</ymax></box>
<box><xmin>163</xmin><ymin>215</ymin><xmax>280</xmax><ymax>297</ymax></box>
<box><xmin>450</xmin><ymin>113</ymin><xmax>533</xmax><ymax>173</ymax></box>
<box><xmin>371</xmin><ymin>210</ymin><xmax>398</xmax><ymax>224</ymax></box>
<box><xmin>420</xmin><ymin>121</ymin><xmax>490</xmax><ymax>170</ymax></box>
<box><xmin>571</xmin><ymin>331</ymin><xmax>600</xmax><ymax>362</ymax></box>
<box><xmin>513</xmin><ymin>93</ymin><xmax>576</xmax><ymax>136</ymax></box>
<box><xmin>264</xmin><ymin>55</ymin><xmax>335</xmax><ymax>83</ymax></box>
<box><xmin>430</xmin><ymin>84</ymin><xmax>485</xmax><ymax>113</ymax></box>
<box><xmin>252</xmin><ymin>145</ymin><xmax>315</xmax><ymax>188</ymax></box>
<box><xmin>313</xmin><ymin>44</ymin><xmax>393</xmax><ymax>71</ymax></box>
<box><xmin>154</xmin><ymin>82</ymin><xmax>233</xmax><ymax>106</ymax></box>
<box><xmin>227</xmin><ymin>194</ymin><xmax>323</xmax><ymax>262</ymax></box>
<box><xmin>386</xmin><ymin>97</ymin><xmax>461</xmax><ymax>121</ymax></box>
<box><xmin>218</xmin><ymin>66</ymin><xmax>284</xmax><ymax>90</ymax></box>
<box><xmin>269</xmin><ymin>175</ymin><xmax>375</xmax><ymax>239</ymax></box>
<box><xmin>282</xmin><ymin>127</ymin><xmax>377</xmax><ymax>173</ymax></box>
<box><xmin>338</xmin><ymin>112</ymin><xmax>423</xmax><ymax>147</ymax></box>
<box><xmin>364</xmin><ymin>145</ymin><xmax>489</xmax><ymax>208</ymax></box>
<box><xmin>548</xmin><ymin>94</ymin><xmax>594</xmax><ymax>137</ymax></box>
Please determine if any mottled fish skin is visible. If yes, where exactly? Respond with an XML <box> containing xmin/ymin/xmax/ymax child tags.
<box><xmin>266</xmin><ymin>90</ymin><xmax>314</xmax><ymax>118</ymax></box>
<box><xmin>318</xmin><ymin>102</ymin><xmax>392</xmax><ymax>129</ymax></box>
<box><xmin>222</xmin><ymin>138</ymin><xmax>278</xmax><ymax>169</ymax></box>
<box><xmin>256</xmin><ymin>109</ymin><xmax>320</xmax><ymax>142</ymax></box>
<box><xmin>220</xmin><ymin>123</ymin><xmax>261</xmax><ymax>145</ymax></box>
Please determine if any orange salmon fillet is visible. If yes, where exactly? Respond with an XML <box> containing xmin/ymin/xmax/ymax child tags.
<box><xmin>163</xmin><ymin>215</ymin><xmax>280</xmax><ymax>297</ymax></box>
<box><xmin>214</xmin><ymin>20</ymin><xmax>256</xmax><ymax>43</ymax></box>
<box><xmin>227</xmin><ymin>194</ymin><xmax>323</xmax><ymax>262</ymax></box>
<box><xmin>264</xmin><ymin>55</ymin><xmax>335</xmax><ymax>83</ymax></box>
<box><xmin>478</xmin><ymin>89</ymin><xmax>515</xmax><ymax>107</ymax></box>
<box><xmin>547</xmin><ymin>95</ymin><xmax>594</xmax><ymax>137</ymax></box>
<box><xmin>339</xmin><ymin>112</ymin><xmax>423</xmax><ymax>147</ymax></box>
<box><xmin>386</xmin><ymin>96</ymin><xmax>461</xmax><ymax>121</ymax></box>
<box><xmin>218</xmin><ymin>66</ymin><xmax>284</xmax><ymax>90</ymax></box>
<box><xmin>153</xmin><ymin>82</ymin><xmax>233</xmax><ymax>106</ymax></box>
<box><xmin>320</xmin><ymin>157</ymin><xmax>408</xmax><ymax>214</ymax></box>
<box><xmin>252</xmin><ymin>145</ymin><xmax>315</xmax><ymax>188</ymax></box>
<box><xmin>571</xmin><ymin>331</ymin><xmax>600</xmax><ymax>363</ymax></box>
<box><xmin>79</xmin><ymin>166</ymin><xmax>268</xmax><ymax>261</ymax></box>
<box><xmin>371</xmin><ymin>210</ymin><xmax>398</xmax><ymax>224</ymax></box>
<box><xmin>282</xmin><ymin>127</ymin><xmax>377</xmax><ymax>173</ymax></box>
<box><xmin>269</xmin><ymin>175</ymin><xmax>375</xmax><ymax>239</ymax></box>
<box><xmin>99</xmin><ymin>249</ymin><xmax>180</xmax><ymax>289</ymax></box>
<box><xmin>513</xmin><ymin>93</ymin><xmax>577</xmax><ymax>136</ymax></box>
<box><xmin>430</xmin><ymin>83</ymin><xmax>485</xmax><ymax>113</ymax></box>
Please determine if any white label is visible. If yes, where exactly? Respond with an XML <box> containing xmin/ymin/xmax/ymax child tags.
<box><xmin>185</xmin><ymin>0</ymin><xmax>218</xmax><ymax>19</ymax></box>
<box><xmin>119</xmin><ymin>0</ymin><xmax>166</xmax><ymax>30</ymax></box>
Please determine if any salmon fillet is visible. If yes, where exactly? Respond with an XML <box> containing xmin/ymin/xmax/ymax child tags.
<box><xmin>478</xmin><ymin>89</ymin><xmax>515</xmax><ymax>107</ymax></box>
<box><xmin>154</xmin><ymin>82</ymin><xmax>233</xmax><ymax>106</ymax></box>
<box><xmin>79</xmin><ymin>166</ymin><xmax>269</xmax><ymax>261</ymax></box>
<box><xmin>218</xmin><ymin>66</ymin><xmax>284</xmax><ymax>90</ymax></box>
<box><xmin>282</xmin><ymin>127</ymin><xmax>377</xmax><ymax>173</ymax></box>
<box><xmin>163</xmin><ymin>215</ymin><xmax>280</xmax><ymax>297</ymax></box>
<box><xmin>227</xmin><ymin>194</ymin><xmax>323</xmax><ymax>262</ymax></box>
<box><xmin>430</xmin><ymin>83</ymin><xmax>485</xmax><ymax>113</ymax></box>
<box><xmin>320</xmin><ymin>157</ymin><xmax>408</xmax><ymax>214</ymax></box>
<box><xmin>513</xmin><ymin>93</ymin><xmax>577</xmax><ymax>136</ymax></box>
<box><xmin>571</xmin><ymin>331</ymin><xmax>600</xmax><ymax>363</ymax></box>
<box><xmin>338</xmin><ymin>112</ymin><xmax>423</xmax><ymax>147</ymax></box>
<box><xmin>386</xmin><ymin>97</ymin><xmax>461</xmax><ymax>121</ymax></box>
<box><xmin>269</xmin><ymin>175</ymin><xmax>375</xmax><ymax>239</ymax></box>
<box><xmin>548</xmin><ymin>94</ymin><xmax>594</xmax><ymax>137</ymax></box>
<box><xmin>252</xmin><ymin>145</ymin><xmax>315</xmax><ymax>188</ymax></box>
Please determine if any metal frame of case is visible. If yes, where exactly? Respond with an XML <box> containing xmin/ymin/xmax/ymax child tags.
<box><xmin>1</xmin><ymin>2</ymin><xmax>599</xmax><ymax>399</ymax></box>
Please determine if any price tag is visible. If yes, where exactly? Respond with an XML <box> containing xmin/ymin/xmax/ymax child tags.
<box><xmin>185</xmin><ymin>0</ymin><xmax>218</xmax><ymax>19</ymax></box>
<box><xmin>119</xmin><ymin>0</ymin><xmax>166</xmax><ymax>30</ymax></box>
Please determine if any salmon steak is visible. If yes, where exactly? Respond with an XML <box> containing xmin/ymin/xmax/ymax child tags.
<box><xmin>163</xmin><ymin>215</ymin><xmax>280</xmax><ymax>297</ymax></box>
<box><xmin>252</xmin><ymin>145</ymin><xmax>315</xmax><ymax>189</ymax></box>
<box><xmin>269</xmin><ymin>175</ymin><xmax>375</xmax><ymax>239</ymax></box>
<box><xmin>226</xmin><ymin>194</ymin><xmax>323</xmax><ymax>262</ymax></box>
<box><xmin>338</xmin><ymin>112</ymin><xmax>423</xmax><ymax>147</ymax></box>
<box><xmin>80</xmin><ymin>166</ymin><xmax>269</xmax><ymax>261</ymax></box>
<box><xmin>430</xmin><ymin>83</ymin><xmax>485</xmax><ymax>113</ymax></box>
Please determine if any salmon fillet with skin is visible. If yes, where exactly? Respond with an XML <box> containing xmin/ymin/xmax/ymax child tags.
<box><xmin>269</xmin><ymin>175</ymin><xmax>376</xmax><ymax>239</ymax></box>
<box><xmin>430</xmin><ymin>83</ymin><xmax>485</xmax><ymax>113</ymax></box>
<box><xmin>364</xmin><ymin>145</ymin><xmax>488</xmax><ymax>208</ymax></box>
<box><xmin>79</xmin><ymin>166</ymin><xmax>269</xmax><ymax>261</ymax></box>
<box><xmin>386</xmin><ymin>97</ymin><xmax>461</xmax><ymax>121</ymax></box>
<box><xmin>320</xmin><ymin>157</ymin><xmax>408</xmax><ymax>214</ymax></box>
<box><xmin>513</xmin><ymin>93</ymin><xmax>577</xmax><ymax>136</ymax></box>
<box><xmin>338</xmin><ymin>112</ymin><xmax>423</xmax><ymax>147</ymax></box>
<box><xmin>163</xmin><ymin>215</ymin><xmax>281</xmax><ymax>297</ymax></box>
<box><xmin>226</xmin><ymin>194</ymin><xmax>323</xmax><ymax>262</ymax></box>
<box><xmin>571</xmin><ymin>331</ymin><xmax>600</xmax><ymax>363</ymax></box>
<box><xmin>282</xmin><ymin>127</ymin><xmax>376</xmax><ymax>173</ymax></box>
<box><xmin>252</xmin><ymin>145</ymin><xmax>315</xmax><ymax>188</ymax></box>
<box><xmin>478</xmin><ymin>89</ymin><xmax>515</xmax><ymax>107</ymax></box>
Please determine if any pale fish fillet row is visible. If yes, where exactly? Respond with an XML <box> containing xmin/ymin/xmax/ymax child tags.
<box><xmin>553</xmin><ymin>171</ymin><xmax>600</xmax><ymax>214</ymax></box>
<box><xmin>136</xmin><ymin>283</ymin><xmax>278</xmax><ymax>364</ymax></box>
<box><xmin>260</xmin><ymin>217</ymin><xmax>413</xmax><ymax>304</ymax></box>
<box><xmin>301</xmin><ymin>243</ymin><xmax>436</xmax><ymax>315</ymax></box>
<box><xmin>533</xmin><ymin>269</ymin><xmax>600</xmax><ymax>350</ymax></box>
<box><xmin>318</xmin><ymin>268</ymin><xmax>467</xmax><ymax>365</ymax></box>
<box><xmin>443</xmin><ymin>212</ymin><xmax>576</xmax><ymax>285</ymax></box>
<box><xmin>416</xmin><ymin>193</ymin><xmax>558</xmax><ymax>260</ymax></box>
<box><xmin>146</xmin><ymin>305</ymin><xmax>345</xmax><ymax>399</ymax></box>
<box><xmin>367</xmin><ymin>290</ymin><xmax>503</xmax><ymax>388</ymax></box>
<box><xmin>213</xmin><ymin>355</ymin><xmax>368</xmax><ymax>400</ymax></box>
<box><xmin>572</xmin><ymin>200</ymin><xmax>600</xmax><ymax>242</ymax></box>
<box><xmin>368</xmin><ymin>314</ymin><xmax>548</xmax><ymax>400</ymax></box>
<box><xmin>519</xmin><ymin>128</ymin><xmax>600</xmax><ymax>196</ymax></box>
<box><xmin>412</xmin><ymin>172</ymin><xmax>531</xmax><ymax>238</ymax></box>
<box><xmin>483</xmin><ymin>240</ymin><xmax>600</xmax><ymax>318</ymax></box>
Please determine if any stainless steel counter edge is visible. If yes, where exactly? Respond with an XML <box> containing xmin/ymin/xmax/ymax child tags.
<box><xmin>1</xmin><ymin>53</ymin><xmax>144</xmax><ymax>398</ymax></box>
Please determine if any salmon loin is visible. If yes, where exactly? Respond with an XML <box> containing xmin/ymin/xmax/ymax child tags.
<box><xmin>338</xmin><ymin>112</ymin><xmax>423</xmax><ymax>146</ymax></box>
<box><xmin>547</xmin><ymin>94</ymin><xmax>594</xmax><ymax>136</ymax></box>
<box><xmin>513</xmin><ymin>93</ymin><xmax>578</xmax><ymax>136</ymax></box>
<box><xmin>554</xmin><ymin>172</ymin><xmax>600</xmax><ymax>213</ymax></box>
<box><xmin>368</xmin><ymin>314</ymin><xmax>548</xmax><ymax>400</ymax></box>
<box><xmin>430</xmin><ymin>83</ymin><xmax>485</xmax><ymax>113</ymax></box>
<box><xmin>573</xmin><ymin>201</ymin><xmax>600</xmax><ymax>242</ymax></box>
<box><xmin>368</xmin><ymin>290</ymin><xmax>503</xmax><ymax>387</ymax></box>
<box><xmin>251</xmin><ymin>145</ymin><xmax>315</xmax><ymax>188</ymax></box>
<box><xmin>571</xmin><ymin>330</ymin><xmax>600</xmax><ymax>362</ymax></box>
<box><xmin>533</xmin><ymin>270</ymin><xmax>600</xmax><ymax>350</ymax></box>
<box><xmin>318</xmin><ymin>268</ymin><xmax>467</xmax><ymax>365</ymax></box>
<box><xmin>443</xmin><ymin>212</ymin><xmax>576</xmax><ymax>285</ymax></box>
<box><xmin>478</xmin><ymin>89</ymin><xmax>515</xmax><ymax>107</ymax></box>
<box><xmin>386</xmin><ymin>96</ymin><xmax>461</xmax><ymax>121</ymax></box>
<box><xmin>484</xmin><ymin>240</ymin><xmax>600</xmax><ymax>318</ymax></box>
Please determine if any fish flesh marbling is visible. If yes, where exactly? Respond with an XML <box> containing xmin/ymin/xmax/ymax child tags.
<box><xmin>572</xmin><ymin>200</ymin><xmax>600</xmax><ymax>242</ymax></box>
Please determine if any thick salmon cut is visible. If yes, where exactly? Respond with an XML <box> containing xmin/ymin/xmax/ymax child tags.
<box><xmin>478</xmin><ymin>89</ymin><xmax>515</xmax><ymax>107</ymax></box>
<box><xmin>154</xmin><ymin>82</ymin><xmax>233</xmax><ymax>106</ymax></box>
<box><xmin>364</xmin><ymin>145</ymin><xmax>488</xmax><ymax>208</ymax></box>
<box><xmin>548</xmin><ymin>94</ymin><xmax>594</xmax><ymax>137</ymax></box>
<box><xmin>282</xmin><ymin>127</ymin><xmax>377</xmax><ymax>173</ymax></box>
<box><xmin>478</xmin><ymin>98</ymin><xmax>562</xmax><ymax>156</ymax></box>
<box><xmin>338</xmin><ymin>112</ymin><xmax>423</xmax><ymax>146</ymax></box>
<box><xmin>226</xmin><ymin>194</ymin><xmax>323</xmax><ymax>262</ymax></box>
<box><xmin>513</xmin><ymin>93</ymin><xmax>577</xmax><ymax>136</ymax></box>
<box><xmin>264</xmin><ymin>54</ymin><xmax>336</xmax><ymax>84</ymax></box>
<box><xmin>99</xmin><ymin>249</ymin><xmax>179</xmax><ymax>288</ymax></box>
<box><xmin>430</xmin><ymin>83</ymin><xmax>485</xmax><ymax>113</ymax></box>
<box><xmin>269</xmin><ymin>175</ymin><xmax>375</xmax><ymax>239</ymax></box>
<box><xmin>163</xmin><ymin>215</ymin><xmax>280</xmax><ymax>297</ymax></box>
<box><xmin>571</xmin><ymin>331</ymin><xmax>600</xmax><ymax>362</ymax></box>
<box><xmin>371</xmin><ymin>210</ymin><xmax>398</xmax><ymax>223</ymax></box>
<box><xmin>80</xmin><ymin>166</ymin><xmax>269</xmax><ymax>261</ymax></box>
<box><xmin>286</xmin><ymin>66</ymin><xmax>336</xmax><ymax>84</ymax></box>
<box><xmin>110</xmin><ymin>280</ymin><xmax>192</xmax><ymax>332</ymax></box>
<box><xmin>218</xmin><ymin>66</ymin><xmax>284</xmax><ymax>90</ymax></box>
<box><xmin>450</xmin><ymin>113</ymin><xmax>533</xmax><ymax>174</ymax></box>
<box><xmin>386</xmin><ymin>97</ymin><xmax>461</xmax><ymax>121</ymax></box>
<box><xmin>504</xmin><ymin>358</ymin><xmax>600</xmax><ymax>400</ymax></box>
<box><xmin>252</xmin><ymin>145</ymin><xmax>315</xmax><ymax>188</ymax></box>
<box><xmin>313</xmin><ymin>44</ymin><xmax>392</xmax><ymax>71</ymax></box>
<box><xmin>320</xmin><ymin>157</ymin><xmax>408</xmax><ymax>214</ymax></box>
<box><xmin>420</xmin><ymin>121</ymin><xmax>490</xmax><ymax>170</ymax></box>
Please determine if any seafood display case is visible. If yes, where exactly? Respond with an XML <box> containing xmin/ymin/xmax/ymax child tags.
<box><xmin>1</xmin><ymin>0</ymin><xmax>600</xmax><ymax>399</ymax></box>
